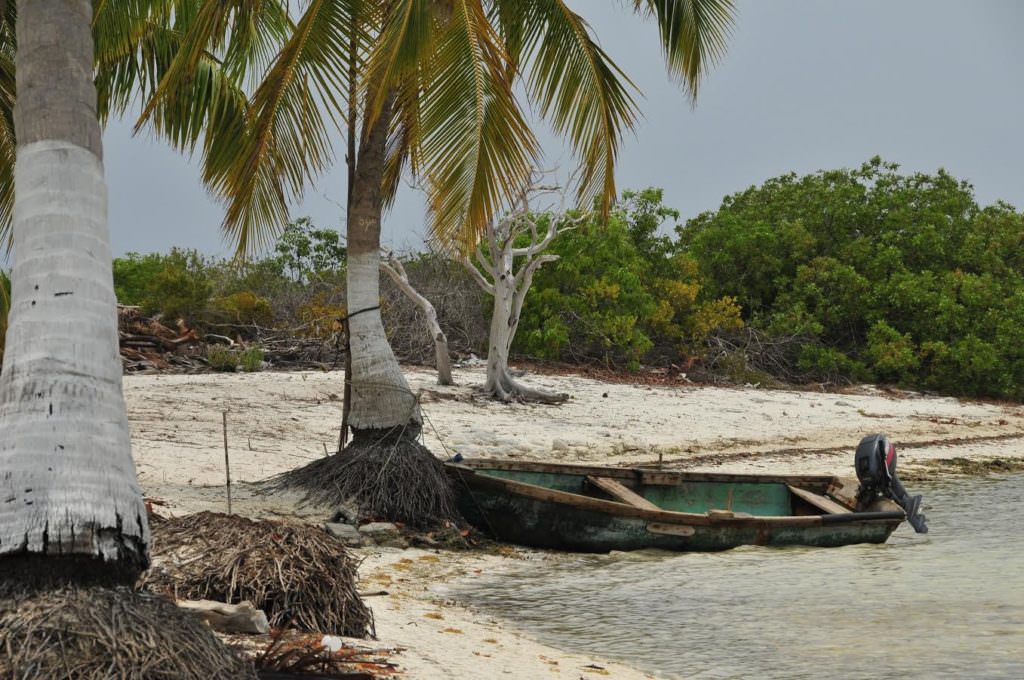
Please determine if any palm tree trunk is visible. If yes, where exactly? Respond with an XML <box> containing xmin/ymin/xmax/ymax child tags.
<box><xmin>346</xmin><ymin>96</ymin><xmax>420</xmax><ymax>434</ymax></box>
<box><xmin>0</xmin><ymin>0</ymin><xmax>148</xmax><ymax>585</ymax></box>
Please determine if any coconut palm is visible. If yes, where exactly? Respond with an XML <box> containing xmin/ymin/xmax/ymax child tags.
<box><xmin>0</xmin><ymin>0</ymin><xmax>272</xmax><ymax>586</ymax></box>
<box><xmin>0</xmin><ymin>270</ymin><xmax>9</xmax><ymax>365</ymax></box>
<box><xmin>0</xmin><ymin>0</ymin><xmax>155</xmax><ymax>582</ymax></box>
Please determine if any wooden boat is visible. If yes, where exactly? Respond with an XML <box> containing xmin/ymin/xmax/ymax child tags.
<box><xmin>446</xmin><ymin>459</ymin><xmax>907</xmax><ymax>552</ymax></box>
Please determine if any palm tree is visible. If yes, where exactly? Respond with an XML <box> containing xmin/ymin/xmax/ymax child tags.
<box><xmin>0</xmin><ymin>0</ymin><xmax>151</xmax><ymax>582</ymax></box>
<box><xmin>0</xmin><ymin>6</ymin><xmax>262</xmax><ymax>674</ymax></box>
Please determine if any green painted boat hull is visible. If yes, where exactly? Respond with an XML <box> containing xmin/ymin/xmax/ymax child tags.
<box><xmin>448</xmin><ymin>460</ymin><xmax>904</xmax><ymax>552</ymax></box>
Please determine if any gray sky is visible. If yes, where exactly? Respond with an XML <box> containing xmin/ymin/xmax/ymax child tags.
<box><xmin>99</xmin><ymin>0</ymin><xmax>1023</xmax><ymax>259</ymax></box>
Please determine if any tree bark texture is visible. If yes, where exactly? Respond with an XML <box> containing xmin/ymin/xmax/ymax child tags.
<box><xmin>0</xmin><ymin>0</ymin><xmax>148</xmax><ymax>577</ymax></box>
<box><xmin>345</xmin><ymin>96</ymin><xmax>420</xmax><ymax>431</ymax></box>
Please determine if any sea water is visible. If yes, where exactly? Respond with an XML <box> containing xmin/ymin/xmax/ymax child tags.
<box><xmin>450</xmin><ymin>475</ymin><xmax>1024</xmax><ymax>679</ymax></box>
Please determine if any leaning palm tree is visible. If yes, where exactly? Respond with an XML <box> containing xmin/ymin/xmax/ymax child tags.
<box><xmin>128</xmin><ymin>0</ymin><xmax>737</xmax><ymax>523</ymax></box>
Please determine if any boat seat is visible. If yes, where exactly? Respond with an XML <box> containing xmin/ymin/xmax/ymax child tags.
<box><xmin>586</xmin><ymin>476</ymin><xmax>661</xmax><ymax>511</ymax></box>
<box><xmin>707</xmin><ymin>509</ymin><xmax>754</xmax><ymax>519</ymax></box>
<box><xmin>787</xmin><ymin>485</ymin><xmax>850</xmax><ymax>514</ymax></box>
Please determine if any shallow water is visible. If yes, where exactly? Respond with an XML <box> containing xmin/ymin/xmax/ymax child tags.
<box><xmin>449</xmin><ymin>475</ymin><xmax>1024</xmax><ymax>679</ymax></box>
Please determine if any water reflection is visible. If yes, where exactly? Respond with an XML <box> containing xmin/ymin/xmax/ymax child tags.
<box><xmin>450</xmin><ymin>476</ymin><xmax>1024</xmax><ymax>679</ymax></box>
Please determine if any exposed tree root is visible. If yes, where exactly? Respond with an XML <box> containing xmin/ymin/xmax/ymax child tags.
<box><xmin>485</xmin><ymin>368</ymin><xmax>569</xmax><ymax>404</ymax></box>
<box><xmin>142</xmin><ymin>512</ymin><xmax>373</xmax><ymax>637</ymax></box>
<box><xmin>263</xmin><ymin>426</ymin><xmax>459</xmax><ymax>528</ymax></box>
<box><xmin>0</xmin><ymin>585</ymin><xmax>254</xmax><ymax>679</ymax></box>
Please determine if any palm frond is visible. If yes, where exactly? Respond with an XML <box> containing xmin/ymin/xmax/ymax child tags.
<box><xmin>206</xmin><ymin>0</ymin><xmax>365</xmax><ymax>254</ymax></box>
<box><xmin>125</xmin><ymin>1</ymin><xmax>290</xmax><ymax>144</ymax></box>
<box><xmin>95</xmin><ymin>0</ymin><xmax>190</xmax><ymax>127</ymax></box>
<box><xmin>414</xmin><ymin>0</ymin><xmax>537</xmax><ymax>250</ymax></box>
<box><xmin>501</xmin><ymin>0</ymin><xmax>640</xmax><ymax>215</ymax></box>
<box><xmin>361</xmin><ymin>0</ymin><xmax>433</xmax><ymax>131</ymax></box>
<box><xmin>634</xmin><ymin>0</ymin><xmax>735</xmax><ymax>100</ymax></box>
<box><xmin>381</xmin><ymin>77</ymin><xmax>420</xmax><ymax>210</ymax></box>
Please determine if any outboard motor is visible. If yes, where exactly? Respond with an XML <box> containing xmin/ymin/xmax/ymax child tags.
<box><xmin>855</xmin><ymin>434</ymin><xmax>928</xmax><ymax>533</ymax></box>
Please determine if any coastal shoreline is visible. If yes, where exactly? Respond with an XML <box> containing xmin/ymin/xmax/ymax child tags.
<box><xmin>126</xmin><ymin>366</ymin><xmax>1024</xmax><ymax>679</ymax></box>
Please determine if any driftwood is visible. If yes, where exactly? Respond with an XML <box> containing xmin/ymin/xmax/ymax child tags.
<box><xmin>178</xmin><ymin>599</ymin><xmax>270</xmax><ymax>635</ymax></box>
<box><xmin>118</xmin><ymin>306</ymin><xmax>207</xmax><ymax>373</ymax></box>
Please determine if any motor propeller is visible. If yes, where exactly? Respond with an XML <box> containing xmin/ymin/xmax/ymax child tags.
<box><xmin>854</xmin><ymin>434</ymin><xmax>929</xmax><ymax>534</ymax></box>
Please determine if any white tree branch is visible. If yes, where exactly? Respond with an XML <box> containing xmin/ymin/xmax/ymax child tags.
<box><xmin>462</xmin><ymin>255</ymin><xmax>495</xmax><ymax>295</ymax></box>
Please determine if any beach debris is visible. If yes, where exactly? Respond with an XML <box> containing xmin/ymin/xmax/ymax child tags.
<box><xmin>178</xmin><ymin>599</ymin><xmax>270</xmax><ymax>634</ymax></box>
<box><xmin>118</xmin><ymin>305</ymin><xmax>205</xmax><ymax>372</ymax></box>
<box><xmin>254</xmin><ymin>629</ymin><xmax>401</xmax><ymax>679</ymax></box>
<box><xmin>263</xmin><ymin>427</ymin><xmax>458</xmax><ymax>528</ymax></box>
<box><xmin>0</xmin><ymin>586</ymin><xmax>255</xmax><ymax>679</ymax></box>
<box><xmin>117</xmin><ymin>305</ymin><xmax>347</xmax><ymax>373</ymax></box>
<box><xmin>143</xmin><ymin>512</ymin><xmax>373</xmax><ymax>637</ymax></box>
<box><xmin>358</xmin><ymin>521</ymin><xmax>401</xmax><ymax>535</ymax></box>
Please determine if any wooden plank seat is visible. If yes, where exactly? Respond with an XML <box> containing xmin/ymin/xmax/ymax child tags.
<box><xmin>586</xmin><ymin>476</ymin><xmax>661</xmax><ymax>511</ymax></box>
<box><xmin>706</xmin><ymin>509</ymin><xmax>753</xmax><ymax>519</ymax></box>
<box><xmin>787</xmin><ymin>484</ymin><xmax>851</xmax><ymax>515</ymax></box>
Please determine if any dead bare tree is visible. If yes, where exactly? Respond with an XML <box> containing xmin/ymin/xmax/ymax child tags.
<box><xmin>380</xmin><ymin>250</ymin><xmax>453</xmax><ymax>385</ymax></box>
<box><xmin>463</xmin><ymin>188</ymin><xmax>579</xmax><ymax>403</ymax></box>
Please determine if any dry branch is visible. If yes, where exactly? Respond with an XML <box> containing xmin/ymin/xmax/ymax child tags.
<box><xmin>381</xmin><ymin>250</ymin><xmax>454</xmax><ymax>385</ymax></box>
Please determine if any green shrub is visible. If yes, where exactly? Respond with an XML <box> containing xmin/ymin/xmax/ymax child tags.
<box><xmin>112</xmin><ymin>249</ymin><xmax>214</xmax><ymax>324</ymax></box>
<box><xmin>796</xmin><ymin>346</ymin><xmax>869</xmax><ymax>384</ymax></box>
<box><xmin>516</xmin><ymin>190</ymin><xmax>740</xmax><ymax>369</ymax></box>
<box><xmin>238</xmin><ymin>345</ymin><xmax>265</xmax><ymax>372</ymax></box>
<box><xmin>274</xmin><ymin>217</ymin><xmax>347</xmax><ymax>284</ymax></box>
<box><xmin>206</xmin><ymin>345</ymin><xmax>238</xmax><ymax>372</ymax></box>
<box><xmin>866</xmin><ymin>321</ymin><xmax>919</xmax><ymax>382</ymax></box>
<box><xmin>680</xmin><ymin>158</ymin><xmax>1023</xmax><ymax>398</ymax></box>
<box><xmin>113</xmin><ymin>252</ymin><xmax>167</xmax><ymax>306</ymax></box>
<box><xmin>208</xmin><ymin>291</ymin><xmax>274</xmax><ymax>327</ymax></box>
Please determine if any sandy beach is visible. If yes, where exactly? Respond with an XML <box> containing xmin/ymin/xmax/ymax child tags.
<box><xmin>126</xmin><ymin>366</ymin><xmax>1024</xmax><ymax>678</ymax></box>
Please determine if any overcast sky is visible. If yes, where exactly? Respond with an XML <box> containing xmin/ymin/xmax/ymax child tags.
<box><xmin>97</xmin><ymin>0</ymin><xmax>1023</xmax><ymax>259</ymax></box>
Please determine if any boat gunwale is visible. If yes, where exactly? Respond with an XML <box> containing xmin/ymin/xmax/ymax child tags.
<box><xmin>447</xmin><ymin>461</ymin><xmax>906</xmax><ymax>528</ymax></box>
<box><xmin>451</xmin><ymin>458</ymin><xmax>840</xmax><ymax>487</ymax></box>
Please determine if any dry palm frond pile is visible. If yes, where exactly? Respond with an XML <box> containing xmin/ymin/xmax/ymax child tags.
<box><xmin>143</xmin><ymin>512</ymin><xmax>373</xmax><ymax>638</ymax></box>
<box><xmin>264</xmin><ymin>428</ymin><xmax>458</xmax><ymax>527</ymax></box>
<box><xmin>0</xmin><ymin>586</ymin><xmax>255</xmax><ymax>680</ymax></box>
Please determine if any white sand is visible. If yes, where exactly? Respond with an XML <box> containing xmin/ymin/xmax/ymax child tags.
<box><xmin>125</xmin><ymin>366</ymin><xmax>1024</xmax><ymax>678</ymax></box>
